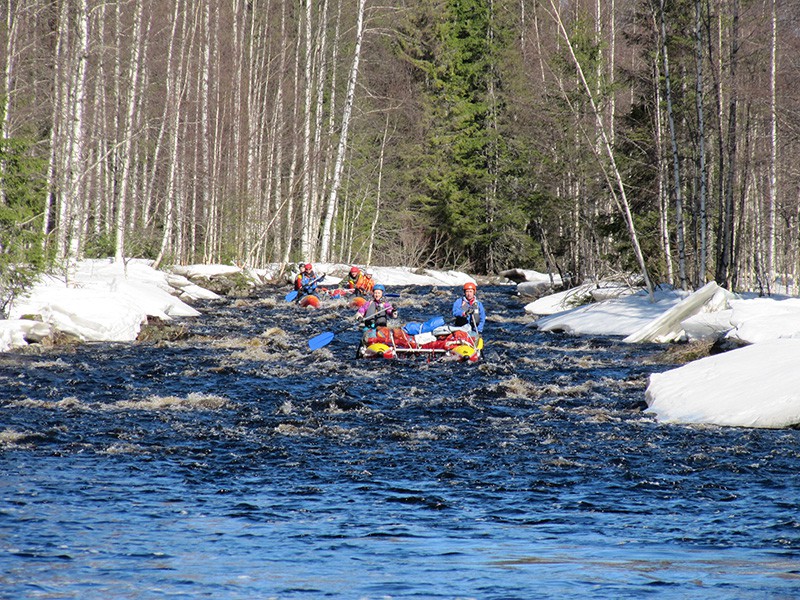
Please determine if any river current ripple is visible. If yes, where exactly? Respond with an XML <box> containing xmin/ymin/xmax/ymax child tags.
<box><xmin>1</xmin><ymin>285</ymin><xmax>798</xmax><ymax>599</ymax></box>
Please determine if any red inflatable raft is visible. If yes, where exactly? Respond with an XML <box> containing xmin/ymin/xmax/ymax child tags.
<box><xmin>357</xmin><ymin>326</ymin><xmax>482</xmax><ymax>362</ymax></box>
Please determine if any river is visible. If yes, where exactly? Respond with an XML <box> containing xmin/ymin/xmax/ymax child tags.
<box><xmin>1</xmin><ymin>284</ymin><xmax>798</xmax><ymax>599</ymax></box>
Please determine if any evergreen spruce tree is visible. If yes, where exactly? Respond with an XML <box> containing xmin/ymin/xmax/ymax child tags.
<box><xmin>0</xmin><ymin>101</ymin><xmax>48</xmax><ymax>317</ymax></box>
<box><xmin>399</xmin><ymin>0</ymin><xmax>503</xmax><ymax>272</ymax></box>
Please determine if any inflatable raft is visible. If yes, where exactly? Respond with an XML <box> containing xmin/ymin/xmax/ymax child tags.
<box><xmin>357</xmin><ymin>324</ymin><xmax>482</xmax><ymax>362</ymax></box>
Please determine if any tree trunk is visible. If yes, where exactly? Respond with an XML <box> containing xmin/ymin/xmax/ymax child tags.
<box><xmin>715</xmin><ymin>0</ymin><xmax>739</xmax><ymax>288</ymax></box>
<box><xmin>651</xmin><ymin>45</ymin><xmax>673</xmax><ymax>284</ymax></box>
<box><xmin>115</xmin><ymin>0</ymin><xmax>145</xmax><ymax>262</ymax></box>
<box><xmin>281</xmin><ymin>17</ymin><xmax>304</xmax><ymax>265</ymax></box>
<box><xmin>154</xmin><ymin>0</ymin><xmax>190</xmax><ymax>269</ymax></box>
<box><xmin>548</xmin><ymin>0</ymin><xmax>654</xmax><ymax>299</ymax></box>
<box><xmin>300</xmin><ymin>0</ymin><xmax>315</xmax><ymax>260</ymax></box>
<box><xmin>767</xmin><ymin>0</ymin><xmax>777</xmax><ymax>290</ymax></box>
<box><xmin>1</xmin><ymin>0</ymin><xmax>18</xmax><ymax>205</ymax></box>
<box><xmin>367</xmin><ymin>114</ymin><xmax>390</xmax><ymax>266</ymax></box>
<box><xmin>320</xmin><ymin>0</ymin><xmax>366</xmax><ymax>262</ymax></box>
<box><xmin>59</xmin><ymin>0</ymin><xmax>91</xmax><ymax>261</ymax></box>
<box><xmin>660</xmin><ymin>0</ymin><xmax>687</xmax><ymax>290</ymax></box>
<box><xmin>694</xmin><ymin>0</ymin><xmax>708</xmax><ymax>287</ymax></box>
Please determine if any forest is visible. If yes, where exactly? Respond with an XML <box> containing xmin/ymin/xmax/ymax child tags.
<box><xmin>1</xmin><ymin>0</ymin><xmax>799</xmax><ymax>298</ymax></box>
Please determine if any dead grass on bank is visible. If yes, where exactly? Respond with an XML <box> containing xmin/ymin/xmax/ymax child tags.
<box><xmin>646</xmin><ymin>340</ymin><xmax>716</xmax><ymax>365</ymax></box>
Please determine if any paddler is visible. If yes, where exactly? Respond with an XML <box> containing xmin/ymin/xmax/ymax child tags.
<box><xmin>452</xmin><ymin>281</ymin><xmax>485</xmax><ymax>339</ymax></box>
<box><xmin>357</xmin><ymin>284</ymin><xmax>396</xmax><ymax>336</ymax></box>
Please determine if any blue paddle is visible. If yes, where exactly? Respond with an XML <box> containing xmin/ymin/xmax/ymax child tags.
<box><xmin>308</xmin><ymin>305</ymin><xmax>392</xmax><ymax>350</ymax></box>
<box><xmin>308</xmin><ymin>330</ymin><xmax>336</xmax><ymax>350</ymax></box>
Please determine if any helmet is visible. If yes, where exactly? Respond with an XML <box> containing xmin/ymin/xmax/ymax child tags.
<box><xmin>373</xmin><ymin>284</ymin><xmax>385</xmax><ymax>292</ymax></box>
<box><xmin>365</xmin><ymin>269</ymin><xmax>374</xmax><ymax>277</ymax></box>
<box><xmin>305</xmin><ymin>263</ymin><xmax>313</xmax><ymax>270</ymax></box>
<box><xmin>463</xmin><ymin>282</ymin><xmax>477</xmax><ymax>292</ymax></box>
<box><xmin>350</xmin><ymin>266</ymin><xmax>359</xmax><ymax>275</ymax></box>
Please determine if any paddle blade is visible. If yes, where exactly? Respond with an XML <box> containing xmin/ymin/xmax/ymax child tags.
<box><xmin>285</xmin><ymin>290</ymin><xmax>298</xmax><ymax>302</ymax></box>
<box><xmin>308</xmin><ymin>331</ymin><xmax>335</xmax><ymax>351</ymax></box>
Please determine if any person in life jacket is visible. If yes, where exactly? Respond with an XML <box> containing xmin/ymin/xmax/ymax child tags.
<box><xmin>354</xmin><ymin>268</ymin><xmax>375</xmax><ymax>296</ymax></box>
<box><xmin>294</xmin><ymin>262</ymin><xmax>311</xmax><ymax>291</ymax></box>
<box><xmin>340</xmin><ymin>265</ymin><xmax>361</xmax><ymax>290</ymax></box>
<box><xmin>296</xmin><ymin>263</ymin><xmax>321</xmax><ymax>299</ymax></box>
<box><xmin>357</xmin><ymin>284</ymin><xmax>396</xmax><ymax>333</ymax></box>
<box><xmin>452</xmin><ymin>281</ymin><xmax>485</xmax><ymax>337</ymax></box>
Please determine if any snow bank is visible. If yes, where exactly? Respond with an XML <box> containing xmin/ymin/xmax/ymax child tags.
<box><xmin>725</xmin><ymin>297</ymin><xmax>800</xmax><ymax>344</ymax></box>
<box><xmin>524</xmin><ymin>282</ymin><xmax>636</xmax><ymax>316</ymax></box>
<box><xmin>532</xmin><ymin>288</ymin><xmax>686</xmax><ymax>336</ymax></box>
<box><xmin>623</xmin><ymin>282</ymin><xmax>737</xmax><ymax>343</ymax></box>
<box><xmin>645</xmin><ymin>339</ymin><xmax>800</xmax><ymax>428</ymax></box>
<box><xmin>4</xmin><ymin>258</ymin><xmax>208</xmax><ymax>349</ymax></box>
<box><xmin>15</xmin><ymin>287</ymin><xmax>148</xmax><ymax>343</ymax></box>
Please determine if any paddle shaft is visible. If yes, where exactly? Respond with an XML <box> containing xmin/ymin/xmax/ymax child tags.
<box><xmin>288</xmin><ymin>274</ymin><xmax>326</xmax><ymax>302</ymax></box>
<box><xmin>308</xmin><ymin>304</ymin><xmax>394</xmax><ymax>350</ymax></box>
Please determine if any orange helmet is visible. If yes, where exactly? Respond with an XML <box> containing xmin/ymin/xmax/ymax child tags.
<box><xmin>463</xmin><ymin>282</ymin><xmax>477</xmax><ymax>292</ymax></box>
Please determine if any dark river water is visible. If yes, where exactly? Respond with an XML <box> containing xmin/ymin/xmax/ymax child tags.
<box><xmin>1</xmin><ymin>284</ymin><xmax>798</xmax><ymax>599</ymax></box>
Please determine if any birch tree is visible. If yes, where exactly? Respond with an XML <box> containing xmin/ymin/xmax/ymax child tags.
<box><xmin>548</xmin><ymin>0</ymin><xmax>654</xmax><ymax>298</ymax></box>
<box><xmin>694</xmin><ymin>0</ymin><xmax>708</xmax><ymax>286</ymax></box>
<box><xmin>299</xmin><ymin>0</ymin><xmax>316</xmax><ymax>259</ymax></box>
<box><xmin>57</xmin><ymin>0</ymin><xmax>91</xmax><ymax>261</ymax></box>
<box><xmin>715</xmin><ymin>0</ymin><xmax>740</xmax><ymax>288</ymax></box>
<box><xmin>659</xmin><ymin>0</ymin><xmax>687</xmax><ymax>290</ymax></box>
<box><xmin>319</xmin><ymin>0</ymin><xmax>366</xmax><ymax>262</ymax></box>
<box><xmin>114</xmin><ymin>0</ymin><xmax>144</xmax><ymax>262</ymax></box>
<box><xmin>767</xmin><ymin>0</ymin><xmax>777</xmax><ymax>286</ymax></box>
<box><xmin>154</xmin><ymin>0</ymin><xmax>190</xmax><ymax>269</ymax></box>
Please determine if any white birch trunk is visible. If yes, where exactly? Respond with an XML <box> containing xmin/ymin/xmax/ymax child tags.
<box><xmin>60</xmin><ymin>0</ymin><xmax>91</xmax><ymax>261</ymax></box>
<box><xmin>652</xmin><ymin>48</ymin><xmax>674</xmax><ymax>284</ymax></box>
<box><xmin>230</xmin><ymin>0</ymin><xmax>245</xmax><ymax>254</ymax></box>
<box><xmin>319</xmin><ymin>0</ymin><xmax>366</xmax><ymax>262</ymax></box>
<box><xmin>767</xmin><ymin>0</ymin><xmax>777</xmax><ymax>286</ymax></box>
<box><xmin>1</xmin><ymin>0</ymin><xmax>18</xmax><ymax>205</ymax></box>
<box><xmin>281</xmin><ymin>3</ymin><xmax>303</xmax><ymax>264</ymax></box>
<box><xmin>114</xmin><ymin>0</ymin><xmax>144</xmax><ymax>262</ymax></box>
<box><xmin>200</xmin><ymin>0</ymin><xmax>214</xmax><ymax>262</ymax></box>
<box><xmin>154</xmin><ymin>0</ymin><xmax>189</xmax><ymax>269</ymax></box>
<box><xmin>300</xmin><ymin>0</ymin><xmax>316</xmax><ymax>259</ymax></box>
<box><xmin>366</xmin><ymin>115</ymin><xmax>389</xmax><ymax>266</ymax></box>
<box><xmin>548</xmin><ymin>0</ymin><xmax>654</xmax><ymax>299</ymax></box>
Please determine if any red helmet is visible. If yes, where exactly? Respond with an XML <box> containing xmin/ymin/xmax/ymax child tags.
<box><xmin>463</xmin><ymin>282</ymin><xmax>477</xmax><ymax>292</ymax></box>
<box><xmin>350</xmin><ymin>266</ymin><xmax>359</xmax><ymax>275</ymax></box>
<box><xmin>304</xmin><ymin>263</ymin><xmax>313</xmax><ymax>270</ymax></box>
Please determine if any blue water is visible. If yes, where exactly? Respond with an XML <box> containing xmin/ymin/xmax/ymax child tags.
<box><xmin>1</xmin><ymin>285</ymin><xmax>799</xmax><ymax>599</ymax></box>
